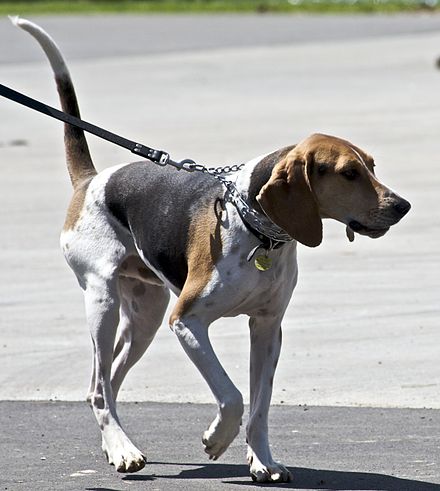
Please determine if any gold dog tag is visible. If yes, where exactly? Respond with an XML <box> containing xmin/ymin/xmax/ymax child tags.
<box><xmin>254</xmin><ymin>255</ymin><xmax>272</xmax><ymax>271</ymax></box>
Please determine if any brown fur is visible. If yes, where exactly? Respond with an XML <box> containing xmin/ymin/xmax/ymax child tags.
<box><xmin>170</xmin><ymin>204</ymin><xmax>223</xmax><ymax>324</ymax></box>
<box><xmin>56</xmin><ymin>74</ymin><xmax>98</xmax><ymax>231</ymax></box>
<box><xmin>257</xmin><ymin>148</ymin><xmax>322</xmax><ymax>248</ymax></box>
<box><xmin>63</xmin><ymin>177</ymin><xmax>93</xmax><ymax>231</ymax></box>
<box><xmin>119</xmin><ymin>255</ymin><xmax>164</xmax><ymax>286</ymax></box>
<box><xmin>55</xmin><ymin>76</ymin><xmax>97</xmax><ymax>188</ymax></box>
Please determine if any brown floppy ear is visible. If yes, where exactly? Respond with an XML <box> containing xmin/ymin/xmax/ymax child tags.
<box><xmin>256</xmin><ymin>156</ymin><xmax>322</xmax><ymax>247</ymax></box>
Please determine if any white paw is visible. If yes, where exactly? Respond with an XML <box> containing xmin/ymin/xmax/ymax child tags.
<box><xmin>202</xmin><ymin>415</ymin><xmax>241</xmax><ymax>460</ymax></box>
<box><xmin>248</xmin><ymin>452</ymin><xmax>292</xmax><ymax>483</ymax></box>
<box><xmin>102</xmin><ymin>435</ymin><xmax>146</xmax><ymax>473</ymax></box>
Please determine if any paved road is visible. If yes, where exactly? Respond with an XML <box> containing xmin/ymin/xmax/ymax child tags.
<box><xmin>1</xmin><ymin>401</ymin><xmax>440</xmax><ymax>490</ymax></box>
<box><xmin>2</xmin><ymin>14</ymin><xmax>440</xmax><ymax>64</ymax></box>
<box><xmin>0</xmin><ymin>15</ymin><xmax>439</xmax><ymax>408</ymax></box>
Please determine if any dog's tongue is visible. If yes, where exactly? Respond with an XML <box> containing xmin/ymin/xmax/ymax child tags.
<box><xmin>346</xmin><ymin>226</ymin><xmax>355</xmax><ymax>242</ymax></box>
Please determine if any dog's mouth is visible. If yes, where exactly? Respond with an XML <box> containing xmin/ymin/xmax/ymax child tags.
<box><xmin>348</xmin><ymin>220</ymin><xmax>390</xmax><ymax>239</ymax></box>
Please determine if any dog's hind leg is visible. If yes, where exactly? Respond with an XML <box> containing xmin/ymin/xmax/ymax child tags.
<box><xmin>63</xmin><ymin>231</ymin><xmax>148</xmax><ymax>473</ymax></box>
<box><xmin>110</xmin><ymin>274</ymin><xmax>170</xmax><ymax>400</ymax></box>
<box><xmin>82</xmin><ymin>269</ymin><xmax>148</xmax><ymax>473</ymax></box>
<box><xmin>79</xmin><ymin>274</ymin><xmax>146</xmax><ymax>472</ymax></box>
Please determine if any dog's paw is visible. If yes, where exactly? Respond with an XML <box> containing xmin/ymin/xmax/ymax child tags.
<box><xmin>248</xmin><ymin>453</ymin><xmax>292</xmax><ymax>483</ymax></box>
<box><xmin>202</xmin><ymin>415</ymin><xmax>241</xmax><ymax>460</ymax></box>
<box><xmin>102</xmin><ymin>435</ymin><xmax>146</xmax><ymax>473</ymax></box>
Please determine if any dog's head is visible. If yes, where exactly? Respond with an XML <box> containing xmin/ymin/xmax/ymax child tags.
<box><xmin>256</xmin><ymin>133</ymin><xmax>411</xmax><ymax>247</ymax></box>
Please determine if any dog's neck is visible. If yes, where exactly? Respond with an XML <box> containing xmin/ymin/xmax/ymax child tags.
<box><xmin>235</xmin><ymin>145</ymin><xmax>295</xmax><ymax>212</ymax></box>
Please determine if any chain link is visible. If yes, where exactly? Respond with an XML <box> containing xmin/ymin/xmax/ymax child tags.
<box><xmin>207</xmin><ymin>163</ymin><xmax>245</xmax><ymax>174</ymax></box>
<box><xmin>180</xmin><ymin>160</ymin><xmax>245</xmax><ymax>175</ymax></box>
<box><xmin>182</xmin><ymin>160</ymin><xmax>292</xmax><ymax>245</ymax></box>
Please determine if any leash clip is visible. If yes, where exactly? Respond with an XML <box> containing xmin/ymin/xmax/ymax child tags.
<box><xmin>180</xmin><ymin>159</ymin><xmax>205</xmax><ymax>172</ymax></box>
<box><xmin>158</xmin><ymin>151</ymin><xmax>170</xmax><ymax>165</ymax></box>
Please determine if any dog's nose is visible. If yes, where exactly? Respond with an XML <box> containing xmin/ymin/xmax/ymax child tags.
<box><xmin>393</xmin><ymin>198</ymin><xmax>411</xmax><ymax>217</ymax></box>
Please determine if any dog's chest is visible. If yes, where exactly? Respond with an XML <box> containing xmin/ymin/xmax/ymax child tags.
<box><xmin>199</xmin><ymin>210</ymin><xmax>299</xmax><ymax>319</ymax></box>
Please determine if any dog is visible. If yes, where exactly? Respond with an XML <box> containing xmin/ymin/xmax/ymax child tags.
<box><xmin>14</xmin><ymin>18</ymin><xmax>410</xmax><ymax>483</ymax></box>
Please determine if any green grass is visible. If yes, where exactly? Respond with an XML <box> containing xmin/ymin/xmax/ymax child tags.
<box><xmin>0</xmin><ymin>0</ymin><xmax>438</xmax><ymax>15</ymax></box>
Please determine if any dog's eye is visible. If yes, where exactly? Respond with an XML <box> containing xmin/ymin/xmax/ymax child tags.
<box><xmin>341</xmin><ymin>169</ymin><xmax>358</xmax><ymax>180</ymax></box>
<box><xmin>317</xmin><ymin>164</ymin><xmax>327</xmax><ymax>176</ymax></box>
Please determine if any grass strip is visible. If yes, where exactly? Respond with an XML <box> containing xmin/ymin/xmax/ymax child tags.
<box><xmin>0</xmin><ymin>0</ymin><xmax>438</xmax><ymax>15</ymax></box>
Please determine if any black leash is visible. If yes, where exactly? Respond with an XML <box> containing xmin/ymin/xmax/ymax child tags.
<box><xmin>0</xmin><ymin>83</ymin><xmax>171</xmax><ymax>166</ymax></box>
<box><xmin>0</xmin><ymin>82</ymin><xmax>293</xmax><ymax>258</ymax></box>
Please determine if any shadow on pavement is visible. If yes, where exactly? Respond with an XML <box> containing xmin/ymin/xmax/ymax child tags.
<box><xmin>87</xmin><ymin>489</ymin><xmax>126</xmax><ymax>491</ymax></box>
<box><xmin>123</xmin><ymin>462</ymin><xmax>440</xmax><ymax>490</ymax></box>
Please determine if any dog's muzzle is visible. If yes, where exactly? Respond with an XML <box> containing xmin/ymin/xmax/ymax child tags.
<box><xmin>349</xmin><ymin>196</ymin><xmax>411</xmax><ymax>239</ymax></box>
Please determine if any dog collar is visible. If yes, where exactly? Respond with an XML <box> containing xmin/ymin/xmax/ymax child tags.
<box><xmin>217</xmin><ymin>178</ymin><xmax>293</xmax><ymax>261</ymax></box>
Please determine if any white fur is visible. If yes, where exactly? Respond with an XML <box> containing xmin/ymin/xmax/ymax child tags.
<box><xmin>12</xmin><ymin>17</ymin><xmax>70</xmax><ymax>77</ymax></box>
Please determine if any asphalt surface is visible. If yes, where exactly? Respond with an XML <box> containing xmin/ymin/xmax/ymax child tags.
<box><xmin>1</xmin><ymin>401</ymin><xmax>440</xmax><ymax>490</ymax></box>
<box><xmin>1</xmin><ymin>12</ymin><xmax>440</xmax><ymax>490</ymax></box>
<box><xmin>2</xmin><ymin>14</ymin><xmax>440</xmax><ymax>64</ymax></box>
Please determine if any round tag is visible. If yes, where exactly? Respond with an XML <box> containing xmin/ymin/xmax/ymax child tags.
<box><xmin>254</xmin><ymin>255</ymin><xmax>272</xmax><ymax>271</ymax></box>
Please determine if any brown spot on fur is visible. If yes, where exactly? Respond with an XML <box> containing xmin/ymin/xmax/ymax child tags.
<box><xmin>138</xmin><ymin>267</ymin><xmax>151</xmax><ymax>278</ymax></box>
<box><xmin>63</xmin><ymin>177</ymin><xmax>93</xmax><ymax>231</ymax></box>
<box><xmin>137</xmin><ymin>266</ymin><xmax>163</xmax><ymax>285</ymax></box>
<box><xmin>133</xmin><ymin>283</ymin><xmax>146</xmax><ymax>297</ymax></box>
<box><xmin>170</xmin><ymin>203</ymin><xmax>222</xmax><ymax>324</ymax></box>
<box><xmin>131</xmin><ymin>300</ymin><xmax>139</xmax><ymax>313</ymax></box>
<box><xmin>230</xmin><ymin>244</ymin><xmax>240</xmax><ymax>254</ymax></box>
<box><xmin>94</xmin><ymin>396</ymin><xmax>104</xmax><ymax>410</ymax></box>
<box><xmin>119</xmin><ymin>256</ymin><xmax>164</xmax><ymax>286</ymax></box>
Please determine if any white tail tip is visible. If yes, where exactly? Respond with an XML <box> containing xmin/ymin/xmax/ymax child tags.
<box><xmin>8</xmin><ymin>15</ymin><xmax>21</xmax><ymax>26</ymax></box>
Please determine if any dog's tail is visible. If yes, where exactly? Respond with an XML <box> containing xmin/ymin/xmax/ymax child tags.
<box><xmin>11</xmin><ymin>16</ymin><xmax>97</xmax><ymax>188</ymax></box>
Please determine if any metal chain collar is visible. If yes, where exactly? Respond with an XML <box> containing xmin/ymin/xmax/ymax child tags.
<box><xmin>173</xmin><ymin>158</ymin><xmax>293</xmax><ymax>245</ymax></box>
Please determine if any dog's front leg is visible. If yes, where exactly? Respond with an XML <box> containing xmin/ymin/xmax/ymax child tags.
<box><xmin>247</xmin><ymin>316</ymin><xmax>292</xmax><ymax>483</ymax></box>
<box><xmin>171</xmin><ymin>315</ymin><xmax>244</xmax><ymax>460</ymax></box>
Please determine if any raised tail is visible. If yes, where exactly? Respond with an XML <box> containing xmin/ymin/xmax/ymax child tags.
<box><xmin>11</xmin><ymin>16</ymin><xmax>97</xmax><ymax>187</ymax></box>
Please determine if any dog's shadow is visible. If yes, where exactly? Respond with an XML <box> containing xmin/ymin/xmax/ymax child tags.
<box><xmin>123</xmin><ymin>462</ymin><xmax>440</xmax><ymax>490</ymax></box>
